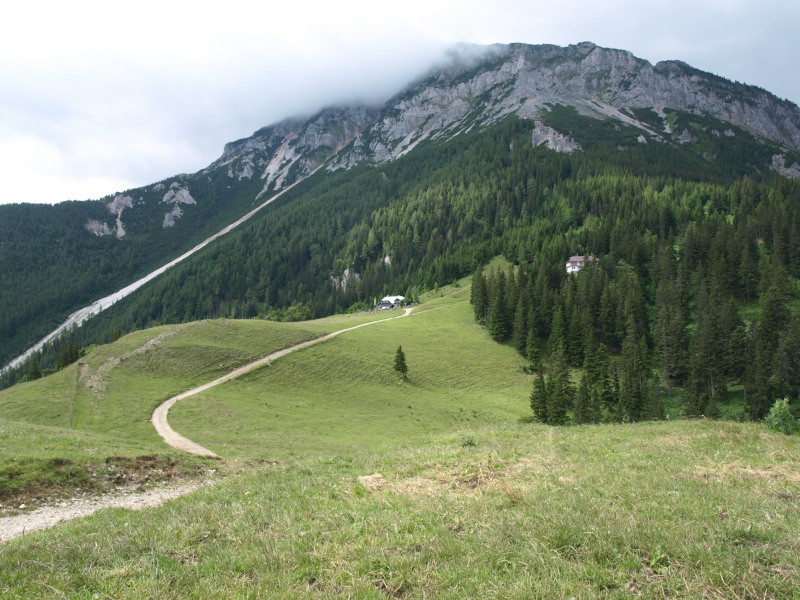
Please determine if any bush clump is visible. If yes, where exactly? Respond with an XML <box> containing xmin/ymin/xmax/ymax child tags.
<box><xmin>765</xmin><ymin>398</ymin><xmax>798</xmax><ymax>435</ymax></box>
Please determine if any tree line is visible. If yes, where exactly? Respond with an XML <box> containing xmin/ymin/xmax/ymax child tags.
<box><xmin>469</xmin><ymin>174</ymin><xmax>800</xmax><ymax>423</ymax></box>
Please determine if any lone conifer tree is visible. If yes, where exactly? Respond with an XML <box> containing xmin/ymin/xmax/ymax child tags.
<box><xmin>394</xmin><ymin>345</ymin><xmax>408</xmax><ymax>380</ymax></box>
<box><xmin>530</xmin><ymin>372</ymin><xmax>548</xmax><ymax>423</ymax></box>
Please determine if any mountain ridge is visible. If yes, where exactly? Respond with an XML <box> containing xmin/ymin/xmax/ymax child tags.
<box><xmin>210</xmin><ymin>40</ymin><xmax>800</xmax><ymax>200</ymax></box>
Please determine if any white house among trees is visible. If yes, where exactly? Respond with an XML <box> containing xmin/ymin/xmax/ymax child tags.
<box><xmin>566</xmin><ymin>255</ymin><xmax>595</xmax><ymax>274</ymax></box>
<box><xmin>378</xmin><ymin>295</ymin><xmax>404</xmax><ymax>309</ymax></box>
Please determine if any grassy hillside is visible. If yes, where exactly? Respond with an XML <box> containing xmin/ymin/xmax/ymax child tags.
<box><xmin>1</xmin><ymin>420</ymin><xmax>798</xmax><ymax>598</ymax></box>
<box><xmin>169</xmin><ymin>286</ymin><xmax>529</xmax><ymax>459</ymax></box>
<box><xmin>0</xmin><ymin>286</ymin><xmax>496</xmax><ymax>503</ymax></box>
<box><xmin>0</xmin><ymin>314</ymin><xmax>401</xmax><ymax>443</ymax></box>
<box><xmin>2</xmin><ymin>281</ymin><xmax>799</xmax><ymax>598</ymax></box>
<box><xmin>0</xmin><ymin>417</ymin><xmax>212</xmax><ymax>508</ymax></box>
<box><xmin>0</xmin><ymin>317</ymin><xmax>331</xmax><ymax>504</ymax></box>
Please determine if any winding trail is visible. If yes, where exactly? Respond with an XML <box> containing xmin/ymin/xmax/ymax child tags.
<box><xmin>151</xmin><ymin>307</ymin><xmax>415</xmax><ymax>457</ymax></box>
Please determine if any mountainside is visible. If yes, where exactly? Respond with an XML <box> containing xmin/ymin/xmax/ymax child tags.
<box><xmin>2</xmin><ymin>41</ymin><xmax>800</xmax><ymax>377</ymax></box>
<box><xmin>220</xmin><ymin>42</ymin><xmax>800</xmax><ymax>189</ymax></box>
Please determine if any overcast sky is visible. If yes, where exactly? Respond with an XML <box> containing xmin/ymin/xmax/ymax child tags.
<box><xmin>1</xmin><ymin>0</ymin><xmax>798</xmax><ymax>205</ymax></box>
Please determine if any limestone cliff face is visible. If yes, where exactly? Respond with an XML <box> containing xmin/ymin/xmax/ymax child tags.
<box><xmin>210</xmin><ymin>105</ymin><xmax>379</xmax><ymax>197</ymax></box>
<box><xmin>348</xmin><ymin>42</ymin><xmax>800</xmax><ymax>158</ymax></box>
<box><xmin>211</xmin><ymin>41</ymin><xmax>800</xmax><ymax>192</ymax></box>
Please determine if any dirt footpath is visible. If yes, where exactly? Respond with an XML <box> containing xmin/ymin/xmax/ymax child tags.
<box><xmin>0</xmin><ymin>481</ymin><xmax>207</xmax><ymax>544</ymax></box>
<box><xmin>151</xmin><ymin>307</ymin><xmax>415</xmax><ymax>456</ymax></box>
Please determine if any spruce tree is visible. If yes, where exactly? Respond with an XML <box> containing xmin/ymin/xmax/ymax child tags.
<box><xmin>530</xmin><ymin>373</ymin><xmax>548</xmax><ymax>424</ymax></box>
<box><xmin>573</xmin><ymin>372</ymin><xmax>592</xmax><ymax>424</ymax></box>
<box><xmin>589</xmin><ymin>385</ymin><xmax>602</xmax><ymax>424</ymax></box>
<box><xmin>773</xmin><ymin>313</ymin><xmax>800</xmax><ymax>402</ymax></box>
<box><xmin>526</xmin><ymin>323</ymin><xmax>541</xmax><ymax>371</ymax></box>
<box><xmin>566</xmin><ymin>304</ymin><xmax>587</xmax><ymax>367</ymax></box>
<box><xmin>617</xmin><ymin>317</ymin><xmax>653</xmax><ymax>423</ymax></box>
<box><xmin>682</xmin><ymin>360</ymin><xmax>708</xmax><ymax>417</ymax></box>
<box><xmin>549</xmin><ymin>305</ymin><xmax>567</xmax><ymax>356</ymax></box>
<box><xmin>583</xmin><ymin>336</ymin><xmax>609</xmax><ymax>387</ymax></box>
<box><xmin>725</xmin><ymin>325</ymin><xmax>749</xmax><ymax>381</ymax></box>
<box><xmin>393</xmin><ymin>345</ymin><xmax>408</xmax><ymax>380</ymax></box>
<box><xmin>546</xmin><ymin>348</ymin><xmax>572</xmax><ymax>426</ymax></box>
<box><xmin>512</xmin><ymin>295</ymin><xmax>529</xmax><ymax>355</ymax></box>
<box><xmin>746</xmin><ymin>285</ymin><xmax>789</xmax><ymax>419</ymax></box>
<box><xmin>487</xmin><ymin>271</ymin><xmax>512</xmax><ymax>342</ymax></box>
<box><xmin>655</xmin><ymin>279</ymin><xmax>689</xmax><ymax>387</ymax></box>
<box><xmin>26</xmin><ymin>356</ymin><xmax>42</xmax><ymax>381</ymax></box>
<box><xmin>470</xmin><ymin>270</ymin><xmax>488</xmax><ymax>322</ymax></box>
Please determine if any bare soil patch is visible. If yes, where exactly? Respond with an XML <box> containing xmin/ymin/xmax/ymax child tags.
<box><xmin>0</xmin><ymin>454</ymin><xmax>207</xmax><ymax>512</ymax></box>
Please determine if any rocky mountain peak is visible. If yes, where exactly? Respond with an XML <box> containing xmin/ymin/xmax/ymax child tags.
<box><xmin>209</xmin><ymin>41</ymin><xmax>800</xmax><ymax>196</ymax></box>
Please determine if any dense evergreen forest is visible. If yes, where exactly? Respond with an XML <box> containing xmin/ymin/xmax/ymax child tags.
<box><xmin>4</xmin><ymin>114</ymin><xmax>799</xmax><ymax>426</ymax></box>
<box><xmin>0</xmin><ymin>170</ymin><xmax>265</xmax><ymax>368</ymax></box>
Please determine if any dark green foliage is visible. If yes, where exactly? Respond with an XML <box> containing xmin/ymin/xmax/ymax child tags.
<box><xmin>265</xmin><ymin>304</ymin><xmax>312</xmax><ymax>322</ymax></box>
<box><xmin>487</xmin><ymin>271</ymin><xmax>512</xmax><ymax>342</ymax></box>
<box><xmin>530</xmin><ymin>373</ymin><xmax>548</xmax><ymax>424</ymax></box>
<box><xmin>546</xmin><ymin>350</ymin><xmax>573</xmax><ymax>426</ymax></box>
<box><xmin>56</xmin><ymin>336</ymin><xmax>81</xmax><ymax>370</ymax></box>
<box><xmin>25</xmin><ymin>356</ymin><xmax>41</xmax><ymax>381</ymax></box>
<box><xmin>618</xmin><ymin>327</ymin><xmax>651</xmax><ymax>422</ymax></box>
<box><xmin>772</xmin><ymin>313</ymin><xmax>800</xmax><ymax>403</ymax></box>
<box><xmin>765</xmin><ymin>398</ymin><xmax>798</xmax><ymax>435</ymax></box>
<box><xmin>525</xmin><ymin>322</ymin><xmax>541</xmax><ymax>370</ymax></box>
<box><xmin>394</xmin><ymin>345</ymin><xmax>408</xmax><ymax>380</ymax></box>
<box><xmin>573</xmin><ymin>373</ymin><xmax>593</xmax><ymax>425</ymax></box>
<box><xmin>583</xmin><ymin>338</ymin><xmax>608</xmax><ymax>388</ymax></box>
<box><xmin>654</xmin><ymin>249</ymin><xmax>690</xmax><ymax>386</ymax></box>
<box><xmin>511</xmin><ymin>292</ymin><xmax>529</xmax><ymax>354</ymax></box>
<box><xmin>746</xmin><ymin>283</ymin><xmax>791</xmax><ymax>419</ymax></box>
<box><xmin>470</xmin><ymin>270</ymin><xmax>488</xmax><ymax>322</ymax></box>
<box><xmin>460</xmin><ymin>132</ymin><xmax>800</xmax><ymax>425</ymax></box>
<box><xmin>0</xmin><ymin>172</ymin><xmax>266</xmax><ymax>369</ymax></box>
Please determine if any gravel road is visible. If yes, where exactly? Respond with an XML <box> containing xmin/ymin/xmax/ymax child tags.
<box><xmin>0</xmin><ymin>481</ymin><xmax>207</xmax><ymax>544</ymax></box>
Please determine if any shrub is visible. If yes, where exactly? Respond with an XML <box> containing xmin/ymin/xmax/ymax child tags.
<box><xmin>765</xmin><ymin>398</ymin><xmax>798</xmax><ymax>435</ymax></box>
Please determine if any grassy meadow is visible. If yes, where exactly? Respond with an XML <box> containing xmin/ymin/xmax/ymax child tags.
<box><xmin>1</xmin><ymin>280</ymin><xmax>799</xmax><ymax>598</ymax></box>
<box><xmin>169</xmin><ymin>287</ymin><xmax>530</xmax><ymax>459</ymax></box>
<box><xmin>0</xmin><ymin>318</ymin><xmax>326</xmax><ymax>505</ymax></box>
<box><xmin>1</xmin><ymin>420</ymin><xmax>799</xmax><ymax>598</ymax></box>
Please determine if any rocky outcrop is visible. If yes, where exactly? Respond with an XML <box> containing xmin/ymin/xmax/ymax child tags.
<box><xmin>161</xmin><ymin>183</ymin><xmax>197</xmax><ymax>227</ymax></box>
<box><xmin>771</xmin><ymin>154</ymin><xmax>800</xmax><ymax>179</ymax></box>
<box><xmin>107</xmin><ymin>194</ymin><xmax>134</xmax><ymax>238</ymax></box>
<box><xmin>330</xmin><ymin>267</ymin><xmax>361</xmax><ymax>292</ymax></box>
<box><xmin>350</xmin><ymin>42</ymin><xmax>800</xmax><ymax>157</ymax></box>
<box><xmin>209</xmin><ymin>106</ymin><xmax>379</xmax><ymax>197</ymax></box>
<box><xmin>531</xmin><ymin>122</ymin><xmax>582</xmax><ymax>153</ymax></box>
<box><xmin>82</xmin><ymin>42</ymin><xmax>800</xmax><ymax>245</ymax></box>
<box><xmin>84</xmin><ymin>219</ymin><xmax>113</xmax><ymax>236</ymax></box>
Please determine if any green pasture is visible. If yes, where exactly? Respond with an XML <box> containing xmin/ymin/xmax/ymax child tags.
<box><xmin>169</xmin><ymin>287</ymin><xmax>529</xmax><ymax>459</ymax></box>
<box><xmin>2</xmin><ymin>420</ymin><xmax>798</xmax><ymax>598</ymax></box>
<box><xmin>2</xmin><ymin>279</ymin><xmax>799</xmax><ymax>598</ymax></box>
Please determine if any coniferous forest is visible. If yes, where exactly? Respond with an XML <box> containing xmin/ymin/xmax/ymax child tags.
<box><xmin>3</xmin><ymin>114</ymin><xmax>799</xmax><ymax>427</ymax></box>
